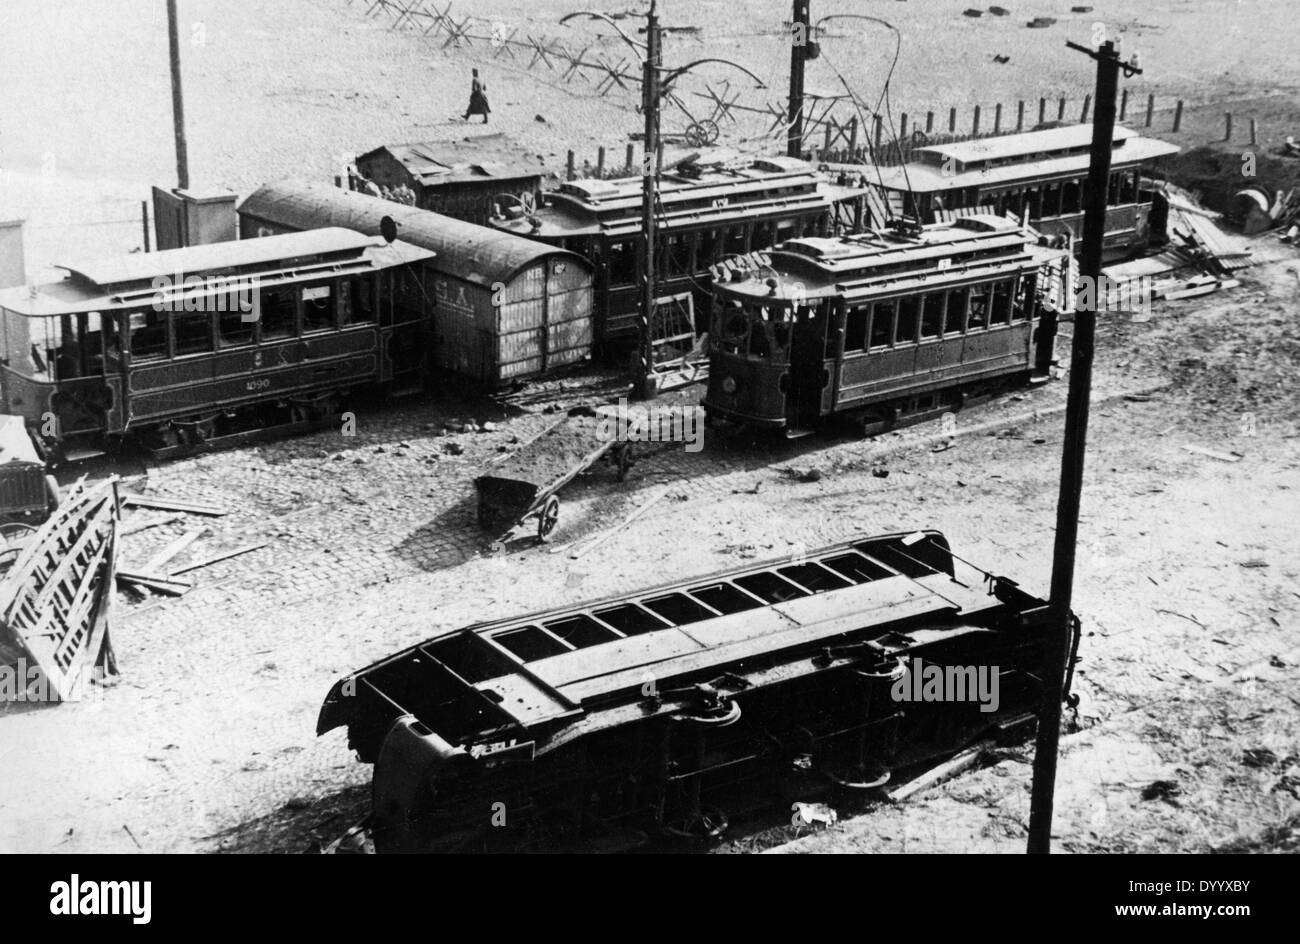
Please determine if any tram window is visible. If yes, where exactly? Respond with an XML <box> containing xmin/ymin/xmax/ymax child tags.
<box><xmin>342</xmin><ymin>278</ymin><xmax>375</xmax><ymax>324</ymax></box>
<box><xmin>775</xmin><ymin>220</ymin><xmax>798</xmax><ymax>246</ymax></box>
<box><xmin>129</xmin><ymin>310</ymin><xmax>166</xmax><ymax>359</ymax></box>
<box><xmin>895</xmin><ymin>296</ymin><xmax>919</xmax><ymax>345</ymax></box>
<box><xmin>1026</xmin><ymin>186</ymin><xmax>1043</xmax><ymax>219</ymax></box>
<box><xmin>663</xmin><ymin>232</ymin><xmax>693</xmax><ymax>276</ymax></box>
<box><xmin>56</xmin><ymin>314</ymin><xmax>82</xmax><ymax>377</ymax></box>
<box><xmin>1040</xmin><ymin>182</ymin><xmax>1062</xmax><ymax>218</ymax></box>
<box><xmin>1013</xmin><ymin>275</ymin><xmax>1036</xmax><ymax>322</ymax></box>
<box><xmin>734</xmin><ymin>571</ymin><xmax>809</xmax><ymax>604</ymax></box>
<box><xmin>302</xmin><ymin>283</ymin><xmax>335</xmax><ymax>332</ymax></box>
<box><xmin>822</xmin><ymin>553</ymin><xmax>892</xmax><ymax>584</ymax></box>
<box><xmin>717</xmin><ymin>301</ymin><xmax>747</xmax><ymax>355</ymax></box>
<box><xmin>643</xmin><ymin>593</ymin><xmax>715</xmax><ymax>626</ymax></box>
<box><xmin>778</xmin><ymin>563</ymin><xmax>852</xmax><ymax>593</ymax></box>
<box><xmin>697</xmin><ymin>229</ymin><xmax>719</xmax><ymax>266</ymax></box>
<box><xmin>259</xmin><ymin>287</ymin><xmax>297</xmax><ymax>340</ymax></box>
<box><xmin>869</xmin><ymin>300</ymin><xmax>895</xmax><ymax>350</ymax></box>
<box><xmin>944</xmin><ymin>287</ymin><xmax>969</xmax><ymax>333</ymax></box>
<box><xmin>967</xmin><ymin>285</ymin><xmax>990</xmax><ymax>330</ymax></box>
<box><xmin>1061</xmin><ymin>179</ymin><xmax>1082</xmax><ymax>215</ymax></box>
<box><xmin>723</xmin><ymin>224</ymin><xmax>748</xmax><ymax>257</ymax></box>
<box><xmin>606</xmin><ymin>240</ymin><xmax>636</xmax><ymax>287</ymax></box>
<box><xmin>542</xmin><ymin>615</ymin><xmax>619</xmax><ymax>648</ymax></box>
<box><xmin>1120</xmin><ymin>169</ymin><xmax>1139</xmax><ymax>204</ymax></box>
<box><xmin>689</xmin><ymin>582</ymin><xmax>763</xmax><ymax>615</ymax></box>
<box><xmin>991</xmin><ymin>280</ymin><xmax>1013</xmax><ymax>325</ymax></box>
<box><xmin>750</xmin><ymin>322</ymin><xmax>772</xmax><ymax>359</ymax></box>
<box><xmin>494</xmin><ymin>626</ymin><xmax>568</xmax><ymax>662</ymax></box>
<box><xmin>218</xmin><ymin>308</ymin><xmax>254</xmax><ymax>347</ymax></box>
<box><xmin>845</xmin><ymin>306</ymin><xmax>869</xmax><ymax>351</ymax></box>
<box><xmin>920</xmin><ymin>293</ymin><xmax>945</xmax><ymax>339</ymax></box>
<box><xmin>594</xmin><ymin>604</ymin><xmax>668</xmax><ymax>635</ymax></box>
<box><xmin>772</xmin><ymin>319</ymin><xmax>791</xmax><ymax>352</ymax></box>
<box><xmin>173</xmin><ymin>311</ymin><xmax>213</xmax><ymax>355</ymax></box>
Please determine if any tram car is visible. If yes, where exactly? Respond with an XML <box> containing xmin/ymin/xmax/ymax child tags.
<box><xmin>319</xmin><ymin>529</ymin><xmax>1080</xmax><ymax>852</ymax></box>
<box><xmin>0</xmin><ymin>228</ymin><xmax>433</xmax><ymax>458</ymax></box>
<box><xmin>866</xmin><ymin>124</ymin><xmax>1179</xmax><ymax>261</ymax></box>
<box><xmin>238</xmin><ymin>181</ymin><xmax>595</xmax><ymax>386</ymax></box>
<box><xmin>703</xmin><ymin>215</ymin><xmax>1071</xmax><ymax>435</ymax></box>
<box><xmin>489</xmin><ymin>154</ymin><xmax>868</xmax><ymax>356</ymax></box>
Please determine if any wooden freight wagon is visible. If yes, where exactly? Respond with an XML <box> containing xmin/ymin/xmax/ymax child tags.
<box><xmin>238</xmin><ymin>181</ymin><xmax>594</xmax><ymax>386</ymax></box>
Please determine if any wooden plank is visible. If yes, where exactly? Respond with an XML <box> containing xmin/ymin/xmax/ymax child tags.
<box><xmin>122</xmin><ymin>494</ymin><xmax>228</xmax><ymax>516</ymax></box>
<box><xmin>167</xmin><ymin>542</ymin><xmax>268</xmax><ymax>576</ymax></box>
<box><xmin>141</xmin><ymin>528</ymin><xmax>206</xmax><ymax>572</ymax></box>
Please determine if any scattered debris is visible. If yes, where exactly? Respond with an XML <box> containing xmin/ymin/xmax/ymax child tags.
<box><xmin>1140</xmin><ymin>779</ymin><xmax>1182</xmax><ymax>805</ymax></box>
<box><xmin>1242</xmin><ymin>748</ymin><xmax>1279</xmax><ymax>769</ymax></box>
<box><xmin>116</xmin><ymin>570</ymin><xmax>194</xmax><ymax>597</ymax></box>
<box><xmin>889</xmin><ymin>743</ymin><xmax>991</xmax><ymax>803</ymax></box>
<box><xmin>790</xmin><ymin>802</ymin><xmax>838</xmax><ymax>828</ymax></box>
<box><xmin>1027</xmin><ymin>16</ymin><xmax>1057</xmax><ymax>28</ymax></box>
<box><xmin>441</xmin><ymin>441</ymin><xmax>464</xmax><ymax>456</ymax></box>
<box><xmin>780</xmin><ymin>467</ymin><xmax>823</xmax><ymax>483</ymax></box>
<box><xmin>1181</xmin><ymin>444</ymin><xmax>1242</xmax><ymax>462</ymax></box>
<box><xmin>570</xmin><ymin>486</ymin><xmax>669</xmax><ymax>559</ymax></box>
<box><xmin>992</xmin><ymin>54</ymin><xmax>1011</xmax><ymax>64</ymax></box>
<box><xmin>168</xmin><ymin>542</ymin><xmax>270</xmax><ymax>577</ymax></box>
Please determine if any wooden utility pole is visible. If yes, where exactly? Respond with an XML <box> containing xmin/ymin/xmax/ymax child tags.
<box><xmin>166</xmin><ymin>0</ymin><xmax>190</xmax><ymax>190</ymax></box>
<box><xmin>1026</xmin><ymin>39</ymin><xmax>1140</xmax><ymax>855</ymax></box>
<box><xmin>637</xmin><ymin>0</ymin><xmax>662</xmax><ymax>400</ymax></box>
<box><xmin>787</xmin><ymin>0</ymin><xmax>812</xmax><ymax>157</ymax></box>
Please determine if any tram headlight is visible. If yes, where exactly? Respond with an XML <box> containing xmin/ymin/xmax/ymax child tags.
<box><xmin>721</xmin><ymin>375</ymin><xmax>737</xmax><ymax>395</ymax></box>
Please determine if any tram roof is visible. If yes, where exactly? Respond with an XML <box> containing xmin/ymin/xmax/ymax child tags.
<box><xmin>493</xmin><ymin>155</ymin><xmax>868</xmax><ymax>239</ymax></box>
<box><xmin>871</xmin><ymin>124</ymin><xmax>1179</xmax><ymax>193</ymax></box>
<box><xmin>715</xmin><ymin>216</ymin><xmax>1065</xmax><ymax>302</ymax></box>
<box><xmin>0</xmin><ymin>227</ymin><xmax>435</xmax><ymax>316</ymax></box>
<box><xmin>239</xmin><ymin>180</ymin><xmax>590</xmax><ymax>289</ymax></box>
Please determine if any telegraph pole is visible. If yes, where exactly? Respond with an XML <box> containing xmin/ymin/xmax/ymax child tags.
<box><xmin>787</xmin><ymin>0</ymin><xmax>811</xmax><ymax>157</ymax></box>
<box><xmin>166</xmin><ymin>0</ymin><xmax>190</xmax><ymax>190</ymax></box>
<box><xmin>638</xmin><ymin>0</ymin><xmax>662</xmax><ymax>400</ymax></box>
<box><xmin>1027</xmin><ymin>39</ymin><xmax>1139</xmax><ymax>854</ymax></box>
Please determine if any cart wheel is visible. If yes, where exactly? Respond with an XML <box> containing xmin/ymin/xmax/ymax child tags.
<box><xmin>615</xmin><ymin>443</ymin><xmax>633</xmax><ymax>482</ymax></box>
<box><xmin>537</xmin><ymin>496</ymin><xmax>560</xmax><ymax>543</ymax></box>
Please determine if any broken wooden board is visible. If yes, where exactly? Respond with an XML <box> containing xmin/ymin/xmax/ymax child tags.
<box><xmin>122</xmin><ymin>494</ymin><xmax>228</xmax><ymax>517</ymax></box>
<box><xmin>0</xmin><ymin>479</ymin><xmax>120</xmax><ymax>701</ymax></box>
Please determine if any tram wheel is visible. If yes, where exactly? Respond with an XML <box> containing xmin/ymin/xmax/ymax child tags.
<box><xmin>536</xmin><ymin>496</ymin><xmax>560</xmax><ymax>543</ymax></box>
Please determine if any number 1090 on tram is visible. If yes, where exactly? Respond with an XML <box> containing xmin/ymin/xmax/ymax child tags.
<box><xmin>703</xmin><ymin>215</ymin><xmax>1071</xmax><ymax>435</ymax></box>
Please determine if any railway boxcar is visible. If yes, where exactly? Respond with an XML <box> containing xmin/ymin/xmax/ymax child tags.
<box><xmin>238</xmin><ymin>181</ymin><xmax>594</xmax><ymax>386</ymax></box>
<box><xmin>703</xmin><ymin>215</ymin><xmax>1070</xmax><ymax>435</ymax></box>
<box><xmin>867</xmin><ymin>124</ymin><xmax>1179</xmax><ymax>260</ymax></box>
<box><xmin>0</xmin><ymin>228</ymin><xmax>433</xmax><ymax>458</ymax></box>
<box><xmin>319</xmin><ymin>530</ymin><xmax>1080</xmax><ymax>852</ymax></box>
<box><xmin>489</xmin><ymin>155</ymin><xmax>868</xmax><ymax>356</ymax></box>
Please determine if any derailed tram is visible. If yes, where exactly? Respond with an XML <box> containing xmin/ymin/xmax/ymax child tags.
<box><xmin>319</xmin><ymin>530</ymin><xmax>1080</xmax><ymax>851</ymax></box>
<box><xmin>703</xmin><ymin>215</ymin><xmax>1071</xmax><ymax>435</ymax></box>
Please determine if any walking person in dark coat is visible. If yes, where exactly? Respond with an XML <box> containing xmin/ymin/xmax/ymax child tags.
<box><xmin>463</xmin><ymin>68</ymin><xmax>490</xmax><ymax>123</ymax></box>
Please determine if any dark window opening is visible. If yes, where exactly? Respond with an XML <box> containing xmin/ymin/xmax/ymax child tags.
<box><xmin>423</xmin><ymin>635</ymin><xmax>515</xmax><ymax>684</ymax></box>
<box><xmin>542</xmin><ymin>615</ymin><xmax>620</xmax><ymax>649</ymax></box>
<box><xmin>991</xmin><ymin>280</ymin><xmax>1013</xmax><ymax>325</ymax></box>
<box><xmin>593</xmin><ymin>604</ymin><xmax>668</xmax><ymax>636</ymax></box>
<box><xmin>858</xmin><ymin>540</ymin><xmax>940</xmax><ymax>578</ymax></box>
<box><xmin>735</xmin><ymin>571</ymin><xmax>809</xmax><ymax>604</ymax></box>
<box><xmin>260</xmin><ymin>288</ymin><xmax>296</xmax><ymax>340</ymax></box>
<box><xmin>302</xmin><ymin>283</ymin><xmax>335</xmax><ymax>332</ymax></box>
<box><xmin>1040</xmin><ymin>182</ymin><xmax>1062</xmax><ymax>218</ymax></box>
<box><xmin>1061</xmin><ymin>179</ymin><xmax>1082</xmax><ymax>215</ymax></box>
<box><xmin>219</xmin><ymin>308</ymin><xmax>254</xmax><ymax>347</ymax></box>
<box><xmin>822</xmin><ymin>552</ymin><xmax>893</xmax><ymax>584</ymax></box>
<box><xmin>895</xmin><ymin>296</ymin><xmax>919</xmax><ymax>344</ymax></box>
<box><xmin>494</xmin><ymin>625</ymin><xmax>569</xmax><ymax>662</ymax></box>
<box><xmin>777</xmin><ymin>563</ymin><xmax>852</xmax><ymax>593</ymax></box>
<box><xmin>750</xmin><ymin>322</ymin><xmax>772</xmax><ymax>360</ymax></box>
<box><xmin>967</xmin><ymin>286</ymin><xmax>990</xmax><ymax>330</ymax></box>
<box><xmin>129</xmin><ymin>310</ymin><xmax>166</xmax><ymax>359</ymax></box>
<box><xmin>606</xmin><ymin>240</ymin><xmax>637</xmax><ymax>288</ymax></box>
<box><xmin>723</xmin><ymin>224</ymin><xmax>748</xmax><ymax>257</ymax></box>
<box><xmin>689</xmin><ymin>582</ymin><xmax>764</xmax><ymax>615</ymax></box>
<box><xmin>920</xmin><ymin>293</ymin><xmax>945</xmax><ymax>339</ymax></box>
<box><xmin>173</xmin><ymin>312</ymin><xmax>212</xmax><ymax>355</ymax></box>
<box><xmin>944</xmin><ymin>287</ymin><xmax>968</xmax><ymax>334</ymax></box>
<box><xmin>1013</xmin><ymin>275</ymin><xmax>1036</xmax><ymax>322</ymax></box>
<box><xmin>845</xmin><ymin>306</ymin><xmax>868</xmax><ymax>351</ymax></box>
<box><xmin>869</xmin><ymin>301</ymin><xmax>895</xmax><ymax>349</ymax></box>
<box><xmin>342</xmin><ymin>279</ymin><xmax>375</xmax><ymax>324</ymax></box>
<box><xmin>643</xmin><ymin>592</ymin><xmax>716</xmax><ymax>626</ymax></box>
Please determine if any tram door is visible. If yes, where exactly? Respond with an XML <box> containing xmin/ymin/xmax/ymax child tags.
<box><xmin>787</xmin><ymin>303</ymin><xmax>830</xmax><ymax>431</ymax></box>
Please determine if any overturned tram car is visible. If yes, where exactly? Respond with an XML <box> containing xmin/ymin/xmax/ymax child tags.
<box><xmin>319</xmin><ymin>530</ymin><xmax>1080</xmax><ymax>851</ymax></box>
<box><xmin>704</xmin><ymin>215</ymin><xmax>1071</xmax><ymax>435</ymax></box>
